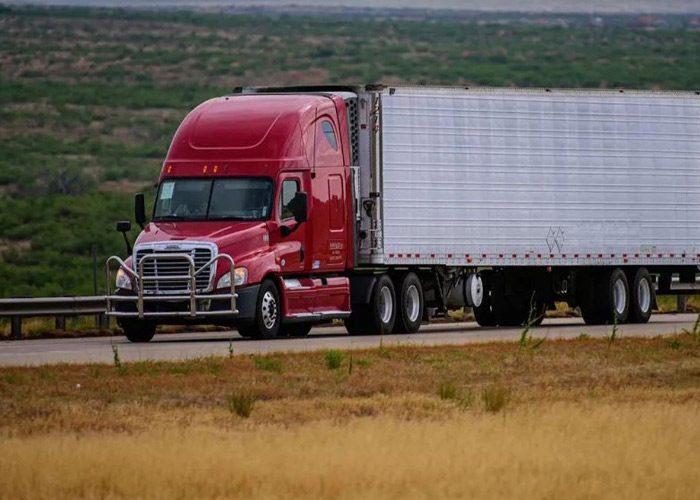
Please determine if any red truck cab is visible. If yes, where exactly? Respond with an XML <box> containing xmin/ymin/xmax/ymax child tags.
<box><xmin>107</xmin><ymin>92</ymin><xmax>355</xmax><ymax>341</ymax></box>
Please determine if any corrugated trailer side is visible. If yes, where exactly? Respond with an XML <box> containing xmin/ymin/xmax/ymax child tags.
<box><xmin>374</xmin><ymin>87</ymin><xmax>700</xmax><ymax>269</ymax></box>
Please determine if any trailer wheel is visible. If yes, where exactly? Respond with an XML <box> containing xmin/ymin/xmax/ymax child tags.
<box><xmin>581</xmin><ymin>268</ymin><xmax>629</xmax><ymax>325</ymax></box>
<box><xmin>473</xmin><ymin>271</ymin><xmax>497</xmax><ymax>327</ymax></box>
<box><xmin>629</xmin><ymin>268</ymin><xmax>653</xmax><ymax>324</ymax></box>
<box><xmin>393</xmin><ymin>272</ymin><xmax>423</xmax><ymax>334</ymax></box>
<box><xmin>245</xmin><ymin>279</ymin><xmax>281</xmax><ymax>339</ymax></box>
<box><xmin>119</xmin><ymin>319</ymin><xmax>156</xmax><ymax>343</ymax></box>
<box><xmin>281</xmin><ymin>323</ymin><xmax>313</xmax><ymax>337</ymax></box>
<box><xmin>345</xmin><ymin>274</ymin><xmax>396</xmax><ymax>335</ymax></box>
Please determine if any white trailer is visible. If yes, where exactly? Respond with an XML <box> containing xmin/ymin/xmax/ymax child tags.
<box><xmin>351</xmin><ymin>86</ymin><xmax>700</xmax><ymax>328</ymax></box>
<box><xmin>235</xmin><ymin>84</ymin><xmax>700</xmax><ymax>335</ymax></box>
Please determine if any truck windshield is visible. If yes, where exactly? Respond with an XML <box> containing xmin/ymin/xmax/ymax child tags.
<box><xmin>154</xmin><ymin>178</ymin><xmax>273</xmax><ymax>221</ymax></box>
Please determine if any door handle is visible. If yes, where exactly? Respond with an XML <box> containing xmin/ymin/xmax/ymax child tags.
<box><xmin>300</xmin><ymin>245</ymin><xmax>305</xmax><ymax>261</ymax></box>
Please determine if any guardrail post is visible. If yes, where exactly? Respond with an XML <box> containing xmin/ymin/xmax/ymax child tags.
<box><xmin>10</xmin><ymin>317</ymin><xmax>21</xmax><ymax>340</ymax></box>
<box><xmin>98</xmin><ymin>314</ymin><xmax>109</xmax><ymax>329</ymax></box>
<box><xmin>55</xmin><ymin>316</ymin><xmax>66</xmax><ymax>331</ymax></box>
<box><xmin>677</xmin><ymin>295</ymin><xmax>687</xmax><ymax>313</ymax></box>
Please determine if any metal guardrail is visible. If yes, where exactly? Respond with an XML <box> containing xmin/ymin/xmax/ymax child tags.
<box><xmin>0</xmin><ymin>296</ymin><xmax>108</xmax><ymax>340</ymax></box>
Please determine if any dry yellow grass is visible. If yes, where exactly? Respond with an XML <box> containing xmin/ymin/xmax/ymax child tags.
<box><xmin>1</xmin><ymin>336</ymin><xmax>700</xmax><ymax>498</ymax></box>
<box><xmin>1</xmin><ymin>403</ymin><xmax>698</xmax><ymax>499</ymax></box>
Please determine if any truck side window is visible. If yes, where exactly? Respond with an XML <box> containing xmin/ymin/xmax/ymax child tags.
<box><xmin>321</xmin><ymin>120</ymin><xmax>338</xmax><ymax>150</ymax></box>
<box><xmin>279</xmin><ymin>179</ymin><xmax>299</xmax><ymax>220</ymax></box>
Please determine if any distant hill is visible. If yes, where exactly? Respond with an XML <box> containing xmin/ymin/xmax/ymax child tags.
<box><xmin>5</xmin><ymin>0</ymin><xmax>700</xmax><ymax>14</ymax></box>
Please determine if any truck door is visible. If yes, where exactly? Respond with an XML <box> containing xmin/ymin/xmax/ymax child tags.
<box><xmin>275</xmin><ymin>174</ymin><xmax>306</xmax><ymax>273</ymax></box>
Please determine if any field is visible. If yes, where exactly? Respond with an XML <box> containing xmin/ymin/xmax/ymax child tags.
<box><xmin>1</xmin><ymin>6</ymin><xmax>700</xmax><ymax>297</ymax></box>
<box><xmin>1</xmin><ymin>335</ymin><xmax>700</xmax><ymax>498</ymax></box>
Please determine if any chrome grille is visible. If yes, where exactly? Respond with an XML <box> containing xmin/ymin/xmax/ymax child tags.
<box><xmin>135</xmin><ymin>247</ymin><xmax>213</xmax><ymax>294</ymax></box>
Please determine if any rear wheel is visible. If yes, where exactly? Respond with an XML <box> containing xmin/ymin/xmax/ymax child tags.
<box><xmin>120</xmin><ymin>319</ymin><xmax>156</xmax><ymax>343</ymax></box>
<box><xmin>581</xmin><ymin>268</ymin><xmax>629</xmax><ymax>325</ymax></box>
<box><xmin>629</xmin><ymin>268</ymin><xmax>653</xmax><ymax>324</ymax></box>
<box><xmin>393</xmin><ymin>272</ymin><xmax>423</xmax><ymax>334</ymax></box>
<box><xmin>344</xmin><ymin>274</ymin><xmax>396</xmax><ymax>335</ymax></box>
<box><xmin>473</xmin><ymin>271</ymin><xmax>497</xmax><ymax>327</ymax></box>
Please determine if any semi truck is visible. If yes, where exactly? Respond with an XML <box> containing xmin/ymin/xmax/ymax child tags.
<box><xmin>106</xmin><ymin>85</ymin><xmax>700</xmax><ymax>342</ymax></box>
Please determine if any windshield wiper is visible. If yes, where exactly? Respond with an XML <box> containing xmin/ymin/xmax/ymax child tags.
<box><xmin>154</xmin><ymin>214</ymin><xmax>191</xmax><ymax>221</ymax></box>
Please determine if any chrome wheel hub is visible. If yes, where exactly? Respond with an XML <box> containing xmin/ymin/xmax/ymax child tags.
<box><xmin>261</xmin><ymin>291</ymin><xmax>277</xmax><ymax>330</ymax></box>
<box><xmin>637</xmin><ymin>278</ymin><xmax>651</xmax><ymax>313</ymax></box>
<box><xmin>379</xmin><ymin>286</ymin><xmax>394</xmax><ymax>325</ymax></box>
<box><xmin>613</xmin><ymin>278</ymin><xmax>627</xmax><ymax>317</ymax></box>
<box><xmin>405</xmin><ymin>284</ymin><xmax>420</xmax><ymax>323</ymax></box>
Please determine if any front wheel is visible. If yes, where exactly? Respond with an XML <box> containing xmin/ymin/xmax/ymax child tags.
<box><xmin>244</xmin><ymin>279</ymin><xmax>281</xmax><ymax>339</ymax></box>
<box><xmin>119</xmin><ymin>319</ymin><xmax>156</xmax><ymax>343</ymax></box>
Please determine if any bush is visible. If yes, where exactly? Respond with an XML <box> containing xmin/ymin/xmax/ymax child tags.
<box><xmin>482</xmin><ymin>383</ymin><xmax>512</xmax><ymax>413</ymax></box>
<box><xmin>325</xmin><ymin>350</ymin><xmax>344</xmax><ymax>370</ymax></box>
<box><xmin>227</xmin><ymin>390</ymin><xmax>256</xmax><ymax>418</ymax></box>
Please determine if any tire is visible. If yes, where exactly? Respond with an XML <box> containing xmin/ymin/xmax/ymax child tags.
<box><xmin>393</xmin><ymin>272</ymin><xmax>424</xmax><ymax>334</ymax></box>
<box><xmin>344</xmin><ymin>305</ymin><xmax>368</xmax><ymax>335</ymax></box>
<box><xmin>119</xmin><ymin>319</ymin><xmax>156</xmax><ymax>343</ymax></box>
<box><xmin>473</xmin><ymin>271</ymin><xmax>497</xmax><ymax>327</ymax></box>
<box><xmin>344</xmin><ymin>274</ymin><xmax>396</xmax><ymax>335</ymax></box>
<box><xmin>578</xmin><ymin>271</ymin><xmax>604</xmax><ymax>325</ymax></box>
<box><xmin>245</xmin><ymin>279</ymin><xmax>282</xmax><ymax>339</ymax></box>
<box><xmin>281</xmin><ymin>322</ymin><xmax>313</xmax><ymax>337</ymax></box>
<box><xmin>581</xmin><ymin>268</ymin><xmax>629</xmax><ymax>325</ymax></box>
<box><xmin>629</xmin><ymin>268</ymin><xmax>653</xmax><ymax>324</ymax></box>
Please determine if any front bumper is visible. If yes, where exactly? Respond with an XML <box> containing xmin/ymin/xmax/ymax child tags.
<box><xmin>109</xmin><ymin>285</ymin><xmax>259</xmax><ymax>323</ymax></box>
<box><xmin>106</xmin><ymin>253</ymin><xmax>252</xmax><ymax>321</ymax></box>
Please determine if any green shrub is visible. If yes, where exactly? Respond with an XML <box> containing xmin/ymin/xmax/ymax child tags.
<box><xmin>325</xmin><ymin>350</ymin><xmax>345</xmax><ymax>370</ymax></box>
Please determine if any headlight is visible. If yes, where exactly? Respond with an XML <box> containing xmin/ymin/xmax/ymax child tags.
<box><xmin>217</xmin><ymin>267</ymin><xmax>248</xmax><ymax>289</ymax></box>
<box><xmin>115</xmin><ymin>268</ymin><xmax>132</xmax><ymax>290</ymax></box>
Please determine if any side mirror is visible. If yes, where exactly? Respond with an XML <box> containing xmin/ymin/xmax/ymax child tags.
<box><xmin>116</xmin><ymin>221</ymin><xmax>133</xmax><ymax>256</ymax></box>
<box><xmin>134</xmin><ymin>193</ymin><xmax>147</xmax><ymax>228</ymax></box>
<box><xmin>288</xmin><ymin>191</ymin><xmax>308</xmax><ymax>223</ymax></box>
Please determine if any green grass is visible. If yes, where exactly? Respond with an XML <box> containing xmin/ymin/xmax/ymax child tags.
<box><xmin>2</xmin><ymin>5</ymin><xmax>700</xmax><ymax>297</ymax></box>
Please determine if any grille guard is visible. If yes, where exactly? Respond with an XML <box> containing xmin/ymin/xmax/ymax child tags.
<box><xmin>105</xmin><ymin>253</ymin><xmax>238</xmax><ymax>319</ymax></box>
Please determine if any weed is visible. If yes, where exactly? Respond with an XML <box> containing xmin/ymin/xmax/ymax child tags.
<box><xmin>168</xmin><ymin>364</ymin><xmax>193</xmax><ymax>376</ymax></box>
<box><xmin>348</xmin><ymin>355</ymin><xmax>353</xmax><ymax>375</ymax></box>
<box><xmin>254</xmin><ymin>356</ymin><xmax>283</xmax><ymax>373</ymax></box>
<box><xmin>226</xmin><ymin>390</ymin><xmax>256</xmax><ymax>418</ymax></box>
<box><xmin>577</xmin><ymin>333</ymin><xmax>590</xmax><ymax>340</ymax></box>
<box><xmin>112</xmin><ymin>345</ymin><xmax>121</xmax><ymax>369</ymax></box>
<box><xmin>437</xmin><ymin>380</ymin><xmax>458</xmax><ymax>400</ymax></box>
<box><xmin>112</xmin><ymin>345</ymin><xmax>126</xmax><ymax>375</ymax></box>
<box><xmin>437</xmin><ymin>380</ymin><xmax>474</xmax><ymax>409</ymax></box>
<box><xmin>608</xmin><ymin>313</ymin><xmax>619</xmax><ymax>345</ymax></box>
<box><xmin>682</xmin><ymin>314</ymin><xmax>700</xmax><ymax>341</ymax></box>
<box><xmin>38</xmin><ymin>367</ymin><xmax>54</xmax><ymax>381</ymax></box>
<box><xmin>668</xmin><ymin>339</ymin><xmax>682</xmax><ymax>349</ymax></box>
<box><xmin>228</xmin><ymin>337</ymin><xmax>234</xmax><ymax>360</ymax></box>
<box><xmin>482</xmin><ymin>383</ymin><xmax>512</xmax><ymax>414</ymax></box>
<box><xmin>325</xmin><ymin>350</ymin><xmax>345</xmax><ymax>370</ymax></box>
<box><xmin>356</xmin><ymin>358</ymin><xmax>372</xmax><ymax>368</ymax></box>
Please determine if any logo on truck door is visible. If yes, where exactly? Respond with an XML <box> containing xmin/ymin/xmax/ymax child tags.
<box><xmin>328</xmin><ymin>240</ymin><xmax>344</xmax><ymax>264</ymax></box>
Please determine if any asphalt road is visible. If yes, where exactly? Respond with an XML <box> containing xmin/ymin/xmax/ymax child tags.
<box><xmin>0</xmin><ymin>313</ymin><xmax>696</xmax><ymax>367</ymax></box>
